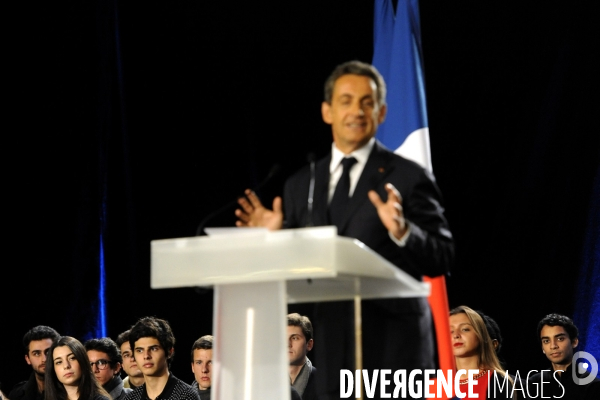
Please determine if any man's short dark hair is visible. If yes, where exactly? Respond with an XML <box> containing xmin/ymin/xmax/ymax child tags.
<box><xmin>537</xmin><ymin>313</ymin><xmax>579</xmax><ymax>342</ymax></box>
<box><xmin>115</xmin><ymin>329</ymin><xmax>131</xmax><ymax>349</ymax></box>
<box><xmin>287</xmin><ymin>313</ymin><xmax>313</xmax><ymax>342</ymax></box>
<box><xmin>323</xmin><ymin>60</ymin><xmax>387</xmax><ymax>106</ymax></box>
<box><xmin>129</xmin><ymin>317</ymin><xmax>176</xmax><ymax>367</ymax></box>
<box><xmin>22</xmin><ymin>325</ymin><xmax>60</xmax><ymax>354</ymax></box>
<box><xmin>190</xmin><ymin>335</ymin><xmax>213</xmax><ymax>361</ymax></box>
<box><xmin>84</xmin><ymin>337</ymin><xmax>123</xmax><ymax>364</ymax></box>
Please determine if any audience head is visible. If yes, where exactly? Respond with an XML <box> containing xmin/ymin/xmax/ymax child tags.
<box><xmin>321</xmin><ymin>60</ymin><xmax>388</xmax><ymax>153</ymax></box>
<box><xmin>190</xmin><ymin>335</ymin><xmax>213</xmax><ymax>390</ymax></box>
<box><xmin>129</xmin><ymin>316</ymin><xmax>176</xmax><ymax>375</ymax></box>
<box><xmin>116</xmin><ymin>328</ymin><xmax>144</xmax><ymax>383</ymax></box>
<box><xmin>45</xmin><ymin>336</ymin><xmax>108</xmax><ymax>400</ymax></box>
<box><xmin>84</xmin><ymin>337</ymin><xmax>123</xmax><ymax>386</ymax></box>
<box><xmin>476</xmin><ymin>310</ymin><xmax>503</xmax><ymax>355</ymax></box>
<box><xmin>449</xmin><ymin>305</ymin><xmax>504</xmax><ymax>373</ymax></box>
<box><xmin>537</xmin><ymin>313</ymin><xmax>579</xmax><ymax>368</ymax></box>
<box><xmin>287</xmin><ymin>313</ymin><xmax>314</xmax><ymax>366</ymax></box>
<box><xmin>537</xmin><ymin>313</ymin><xmax>579</xmax><ymax>343</ymax></box>
<box><xmin>323</xmin><ymin>60</ymin><xmax>387</xmax><ymax>106</ymax></box>
<box><xmin>22</xmin><ymin>325</ymin><xmax>60</xmax><ymax>379</ymax></box>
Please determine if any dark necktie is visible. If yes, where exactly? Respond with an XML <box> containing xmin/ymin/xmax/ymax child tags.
<box><xmin>329</xmin><ymin>157</ymin><xmax>357</xmax><ymax>227</ymax></box>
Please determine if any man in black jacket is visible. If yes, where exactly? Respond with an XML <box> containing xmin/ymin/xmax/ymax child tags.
<box><xmin>527</xmin><ymin>313</ymin><xmax>600</xmax><ymax>400</ymax></box>
<box><xmin>235</xmin><ymin>60</ymin><xmax>454</xmax><ymax>399</ymax></box>
<box><xmin>9</xmin><ymin>325</ymin><xmax>60</xmax><ymax>400</ymax></box>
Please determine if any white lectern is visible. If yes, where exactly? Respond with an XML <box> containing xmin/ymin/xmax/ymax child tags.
<box><xmin>151</xmin><ymin>226</ymin><xmax>429</xmax><ymax>400</ymax></box>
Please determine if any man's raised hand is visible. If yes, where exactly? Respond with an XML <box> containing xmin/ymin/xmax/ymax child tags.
<box><xmin>368</xmin><ymin>183</ymin><xmax>409</xmax><ymax>240</ymax></box>
<box><xmin>235</xmin><ymin>189</ymin><xmax>284</xmax><ymax>231</ymax></box>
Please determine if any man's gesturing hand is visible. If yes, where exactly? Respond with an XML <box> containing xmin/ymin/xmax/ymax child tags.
<box><xmin>368</xmin><ymin>183</ymin><xmax>409</xmax><ymax>240</ymax></box>
<box><xmin>235</xmin><ymin>189</ymin><xmax>284</xmax><ymax>231</ymax></box>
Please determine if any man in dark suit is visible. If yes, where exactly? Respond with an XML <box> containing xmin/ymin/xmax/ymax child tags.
<box><xmin>235</xmin><ymin>60</ymin><xmax>454</xmax><ymax>399</ymax></box>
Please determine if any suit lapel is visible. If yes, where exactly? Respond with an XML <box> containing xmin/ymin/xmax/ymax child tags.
<box><xmin>338</xmin><ymin>142</ymin><xmax>394</xmax><ymax>233</ymax></box>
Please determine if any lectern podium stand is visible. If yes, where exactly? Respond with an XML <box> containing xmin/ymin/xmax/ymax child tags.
<box><xmin>151</xmin><ymin>226</ymin><xmax>429</xmax><ymax>400</ymax></box>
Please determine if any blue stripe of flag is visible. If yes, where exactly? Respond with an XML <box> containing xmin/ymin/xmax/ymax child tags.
<box><xmin>372</xmin><ymin>0</ymin><xmax>428</xmax><ymax>152</ymax></box>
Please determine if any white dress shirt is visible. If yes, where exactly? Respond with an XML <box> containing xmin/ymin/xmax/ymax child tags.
<box><xmin>328</xmin><ymin>138</ymin><xmax>376</xmax><ymax>202</ymax></box>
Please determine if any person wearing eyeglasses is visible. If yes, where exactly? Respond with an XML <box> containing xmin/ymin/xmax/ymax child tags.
<box><xmin>44</xmin><ymin>336</ymin><xmax>111</xmax><ymax>400</ymax></box>
<box><xmin>84</xmin><ymin>337</ymin><xmax>132</xmax><ymax>400</ymax></box>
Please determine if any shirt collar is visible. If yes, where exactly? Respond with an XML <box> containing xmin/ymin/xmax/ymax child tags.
<box><xmin>330</xmin><ymin>138</ymin><xmax>375</xmax><ymax>173</ymax></box>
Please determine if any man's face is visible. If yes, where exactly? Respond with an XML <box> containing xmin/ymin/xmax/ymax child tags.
<box><xmin>191</xmin><ymin>349</ymin><xmax>213</xmax><ymax>390</ymax></box>
<box><xmin>87</xmin><ymin>350</ymin><xmax>119</xmax><ymax>386</ymax></box>
<box><xmin>133</xmin><ymin>337</ymin><xmax>170</xmax><ymax>378</ymax></box>
<box><xmin>450</xmin><ymin>313</ymin><xmax>480</xmax><ymax>358</ymax></box>
<box><xmin>322</xmin><ymin>74</ymin><xmax>386</xmax><ymax>154</ymax></box>
<box><xmin>540</xmin><ymin>325</ymin><xmax>578</xmax><ymax>368</ymax></box>
<box><xmin>287</xmin><ymin>326</ymin><xmax>313</xmax><ymax>366</ymax></box>
<box><xmin>25</xmin><ymin>338</ymin><xmax>54</xmax><ymax>378</ymax></box>
<box><xmin>120</xmin><ymin>342</ymin><xmax>144</xmax><ymax>379</ymax></box>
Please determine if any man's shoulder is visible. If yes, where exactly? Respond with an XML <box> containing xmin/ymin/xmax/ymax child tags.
<box><xmin>123</xmin><ymin>384</ymin><xmax>145</xmax><ymax>400</ymax></box>
<box><xmin>374</xmin><ymin>145</ymin><xmax>432</xmax><ymax>179</ymax></box>
<box><xmin>583</xmin><ymin>377</ymin><xmax>600</xmax><ymax>399</ymax></box>
<box><xmin>8</xmin><ymin>377</ymin><xmax>36</xmax><ymax>400</ymax></box>
<box><xmin>120</xmin><ymin>386</ymin><xmax>134</xmax><ymax>397</ymax></box>
<box><xmin>190</xmin><ymin>380</ymin><xmax>202</xmax><ymax>394</ymax></box>
<box><xmin>8</xmin><ymin>381</ymin><xmax>27</xmax><ymax>399</ymax></box>
<box><xmin>286</xmin><ymin>154</ymin><xmax>329</xmax><ymax>183</ymax></box>
<box><xmin>303</xmin><ymin>360</ymin><xmax>318</xmax><ymax>400</ymax></box>
<box><xmin>171</xmin><ymin>375</ymin><xmax>193</xmax><ymax>388</ymax></box>
<box><xmin>526</xmin><ymin>370</ymin><xmax>553</xmax><ymax>382</ymax></box>
<box><xmin>291</xmin><ymin>386</ymin><xmax>302</xmax><ymax>400</ymax></box>
<box><xmin>171</xmin><ymin>377</ymin><xmax>201</xmax><ymax>399</ymax></box>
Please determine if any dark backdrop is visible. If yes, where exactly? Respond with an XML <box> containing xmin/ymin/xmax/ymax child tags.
<box><xmin>3</xmin><ymin>0</ymin><xmax>599</xmax><ymax>392</ymax></box>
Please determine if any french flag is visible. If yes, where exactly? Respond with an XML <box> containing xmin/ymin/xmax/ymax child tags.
<box><xmin>372</xmin><ymin>0</ymin><xmax>455</xmax><ymax>386</ymax></box>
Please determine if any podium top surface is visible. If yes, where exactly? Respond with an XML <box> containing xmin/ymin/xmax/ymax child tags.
<box><xmin>151</xmin><ymin>226</ymin><xmax>430</xmax><ymax>302</ymax></box>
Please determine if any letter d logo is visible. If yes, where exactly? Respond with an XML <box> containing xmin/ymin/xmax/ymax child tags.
<box><xmin>572</xmin><ymin>351</ymin><xmax>598</xmax><ymax>385</ymax></box>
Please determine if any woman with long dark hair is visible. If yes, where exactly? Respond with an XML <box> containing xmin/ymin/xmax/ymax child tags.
<box><xmin>45</xmin><ymin>336</ymin><xmax>111</xmax><ymax>400</ymax></box>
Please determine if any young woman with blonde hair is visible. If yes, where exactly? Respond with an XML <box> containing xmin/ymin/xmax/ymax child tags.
<box><xmin>450</xmin><ymin>305</ymin><xmax>515</xmax><ymax>399</ymax></box>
